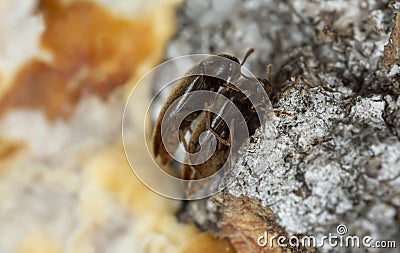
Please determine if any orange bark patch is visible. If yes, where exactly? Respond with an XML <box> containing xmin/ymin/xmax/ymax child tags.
<box><xmin>0</xmin><ymin>137</ymin><xmax>24</xmax><ymax>175</ymax></box>
<box><xmin>213</xmin><ymin>195</ymin><xmax>314</xmax><ymax>253</ymax></box>
<box><xmin>180</xmin><ymin>233</ymin><xmax>236</xmax><ymax>253</ymax></box>
<box><xmin>383</xmin><ymin>13</ymin><xmax>400</xmax><ymax>71</ymax></box>
<box><xmin>0</xmin><ymin>0</ymin><xmax>156</xmax><ymax>120</ymax></box>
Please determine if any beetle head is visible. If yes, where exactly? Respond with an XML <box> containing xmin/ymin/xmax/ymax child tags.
<box><xmin>199</xmin><ymin>54</ymin><xmax>240</xmax><ymax>84</ymax></box>
<box><xmin>217</xmin><ymin>54</ymin><xmax>240</xmax><ymax>64</ymax></box>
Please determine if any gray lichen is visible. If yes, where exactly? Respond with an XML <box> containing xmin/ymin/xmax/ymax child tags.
<box><xmin>166</xmin><ymin>0</ymin><xmax>400</xmax><ymax>252</ymax></box>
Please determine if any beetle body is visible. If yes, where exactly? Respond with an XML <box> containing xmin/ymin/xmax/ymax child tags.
<box><xmin>151</xmin><ymin>50</ymin><xmax>275</xmax><ymax>196</ymax></box>
<box><xmin>152</xmin><ymin>54</ymin><xmax>241</xmax><ymax>165</ymax></box>
<box><xmin>181</xmin><ymin>78</ymin><xmax>271</xmax><ymax>181</ymax></box>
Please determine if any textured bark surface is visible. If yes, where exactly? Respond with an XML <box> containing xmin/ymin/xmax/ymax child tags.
<box><xmin>212</xmin><ymin>194</ymin><xmax>315</xmax><ymax>253</ymax></box>
<box><xmin>167</xmin><ymin>0</ymin><xmax>400</xmax><ymax>252</ymax></box>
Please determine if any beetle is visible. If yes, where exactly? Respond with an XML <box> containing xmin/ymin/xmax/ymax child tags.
<box><xmin>152</xmin><ymin>50</ymin><xmax>255</xmax><ymax>167</ymax></box>
<box><xmin>181</xmin><ymin>77</ymin><xmax>272</xmax><ymax>184</ymax></box>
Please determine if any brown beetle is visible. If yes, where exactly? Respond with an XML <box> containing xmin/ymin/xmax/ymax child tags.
<box><xmin>152</xmin><ymin>50</ymin><xmax>255</xmax><ymax>167</ymax></box>
<box><xmin>181</xmin><ymin>77</ymin><xmax>272</xmax><ymax>181</ymax></box>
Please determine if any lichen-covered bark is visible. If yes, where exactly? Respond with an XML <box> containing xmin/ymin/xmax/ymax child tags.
<box><xmin>168</xmin><ymin>0</ymin><xmax>400</xmax><ymax>252</ymax></box>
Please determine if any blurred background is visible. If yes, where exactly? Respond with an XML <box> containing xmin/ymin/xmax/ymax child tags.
<box><xmin>0</xmin><ymin>0</ymin><xmax>234</xmax><ymax>252</ymax></box>
<box><xmin>1</xmin><ymin>0</ymin><xmax>399</xmax><ymax>252</ymax></box>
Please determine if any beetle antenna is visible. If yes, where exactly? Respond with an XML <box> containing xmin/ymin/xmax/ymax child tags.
<box><xmin>241</xmin><ymin>48</ymin><xmax>254</xmax><ymax>66</ymax></box>
<box><xmin>267</xmin><ymin>64</ymin><xmax>273</xmax><ymax>85</ymax></box>
<box><xmin>240</xmin><ymin>48</ymin><xmax>255</xmax><ymax>79</ymax></box>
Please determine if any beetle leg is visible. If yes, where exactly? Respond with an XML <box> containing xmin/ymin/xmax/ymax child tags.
<box><xmin>189</xmin><ymin>165</ymin><xmax>198</xmax><ymax>179</ymax></box>
<box><xmin>250</xmin><ymin>101</ymin><xmax>264</xmax><ymax>110</ymax></box>
<box><xmin>205</xmin><ymin>111</ymin><xmax>230</xmax><ymax>146</ymax></box>
<box><xmin>225</xmin><ymin>83</ymin><xmax>241</xmax><ymax>92</ymax></box>
<box><xmin>185</xmin><ymin>165</ymin><xmax>197</xmax><ymax>195</ymax></box>
<box><xmin>266</xmin><ymin>64</ymin><xmax>273</xmax><ymax>85</ymax></box>
<box><xmin>269</xmin><ymin>109</ymin><xmax>293</xmax><ymax>116</ymax></box>
<box><xmin>179</xmin><ymin>128</ymin><xmax>189</xmax><ymax>151</ymax></box>
<box><xmin>228</xmin><ymin>119</ymin><xmax>234</xmax><ymax>171</ymax></box>
<box><xmin>250</xmin><ymin>101</ymin><xmax>293</xmax><ymax>117</ymax></box>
